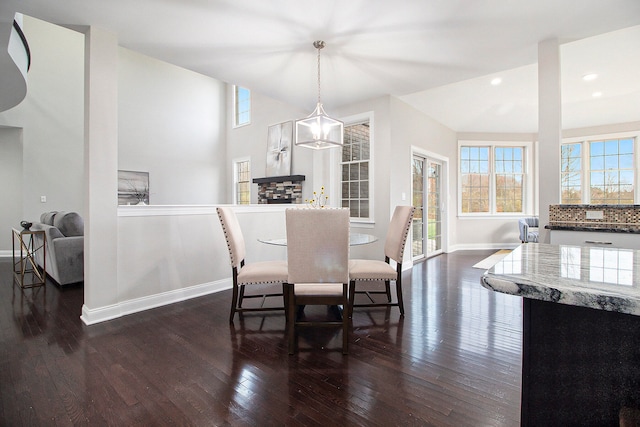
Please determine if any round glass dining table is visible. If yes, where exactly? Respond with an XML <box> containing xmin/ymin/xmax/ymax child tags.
<box><xmin>259</xmin><ymin>233</ymin><xmax>377</xmax><ymax>319</ymax></box>
<box><xmin>258</xmin><ymin>232</ymin><xmax>377</xmax><ymax>246</ymax></box>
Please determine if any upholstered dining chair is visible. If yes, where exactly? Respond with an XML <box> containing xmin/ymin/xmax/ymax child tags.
<box><xmin>285</xmin><ymin>208</ymin><xmax>350</xmax><ymax>355</ymax></box>
<box><xmin>217</xmin><ymin>207</ymin><xmax>288</xmax><ymax>323</ymax></box>
<box><xmin>348</xmin><ymin>205</ymin><xmax>415</xmax><ymax>318</ymax></box>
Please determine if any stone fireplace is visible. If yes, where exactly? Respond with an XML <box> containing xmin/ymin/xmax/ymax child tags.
<box><xmin>252</xmin><ymin>175</ymin><xmax>305</xmax><ymax>204</ymax></box>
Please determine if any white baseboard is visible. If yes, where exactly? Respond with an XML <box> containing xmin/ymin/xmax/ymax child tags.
<box><xmin>0</xmin><ymin>250</ymin><xmax>14</xmax><ymax>258</ymax></box>
<box><xmin>80</xmin><ymin>278</ymin><xmax>232</xmax><ymax>325</ymax></box>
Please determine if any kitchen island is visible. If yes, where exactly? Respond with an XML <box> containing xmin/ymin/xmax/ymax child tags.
<box><xmin>482</xmin><ymin>243</ymin><xmax>640</xmax><ymax>426</ymax></box>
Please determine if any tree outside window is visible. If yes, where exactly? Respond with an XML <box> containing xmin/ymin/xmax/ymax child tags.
<box><xmin>495</xmin><ymin>147</ymin><xmax>523</xmax><ymax>213</ymax></box>
<box><xmin>459</xmin><ymin>144</ymin><xmax>527</xmax><ymax>215</ymax></box>
<box><xmin>561</xmin><ymin>143</ymin><xmax>582</xmax><ymax>204</ymax></box>
<box><xmin>589</xmin><ymin>139</ymin><xmax>634</xmax><ymax>204</ymax></box>
<box><xmin>460</xmin><ymin>146</ymin><xmax>489</xmax><ymax>213</ymax></box>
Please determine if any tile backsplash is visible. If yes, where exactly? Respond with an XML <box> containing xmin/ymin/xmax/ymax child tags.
<box><xmin>549</xmin><ymin>204</ymin><xmax>640</xmax><ymax>231</ymax></box>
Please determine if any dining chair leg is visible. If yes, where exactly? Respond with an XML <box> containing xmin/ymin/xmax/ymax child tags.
<box><xmin>348</xmin><ymin>280</ymin><xmax>356</xmax><ymax>319</ymax></box>
<box><xmin>385</xmin><ymin>280</ymin><xmax>392</xmax><ymax>302</ymax></box>
<box><xmin>229</xmin><ymin>284</ymin><xmax>238</xmax><ymax>323</ymax></box>
<box><xmin>287</xmin><ymin>285</ymin><xmax>296</xmax><ymax>355</ymax></box>
<box><xmin>342</xmin><ymin>284</ymin><xmax>349</xmax><ymax>355</ymax></box>
<box><xmin>396</xmin><ymin>274</ymin><xmax>405</xmax><ymax>316</ymax></box>
<box><xmin>238</xmin><ymin>285</ymin><xmax>246</xmax><ymax>308</ymax></box>
<box><xmin>282</xmin><ymin>283</ymin><xmax>289</xmax><ymax>322</ymax></box>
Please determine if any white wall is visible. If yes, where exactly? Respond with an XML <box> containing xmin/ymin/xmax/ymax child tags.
<box><xmin>225</xmin><ymin>87</ymin><xmax>310</xmax><ymax>203</ymax></box>
<box><xmin>389</xmin><ymin>97</ymin><xmax>458</xmax><ymax>251</ymax></box>
<box><xmin>0</xmin><ymin>16</ymin><xmax>84</xmax><ymax>252</ymax></box>
<box><xmin>118</xmin><ymin>48</ymin><xmax>227</xmax><ymax>205</ymax></box>
<box><xmin>562</xmin><ymin>121</ymin><xmax>640</xmax><ymax>139</ymax></box>
<box><xmin>0</xmin><ymin>16</ymin><xmax>231</xmax><ymax>254</ymax></box>
<box><xmin>0</xmin><ymin>127</ymin><xmax>23</xmax><ymax>253</ymax></box>
<box><xmin>81</xmin><ymin>205</ymin><xmax>289</xmax><ymax>324</ymax></box>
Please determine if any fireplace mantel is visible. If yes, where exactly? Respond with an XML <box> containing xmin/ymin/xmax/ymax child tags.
<box><xmin>252</xmin><ymin>175</ymin><xmax>305</xmax><ymax>185</ymax></box>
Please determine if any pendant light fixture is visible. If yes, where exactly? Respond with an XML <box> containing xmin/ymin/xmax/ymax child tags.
<box><xmin>295</xmin><ymin>40</ymin><xmax>344</xmax><ymax>149</ymax></box>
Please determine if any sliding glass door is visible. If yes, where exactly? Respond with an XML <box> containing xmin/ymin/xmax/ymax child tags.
<box><xmin>412</xmin><ymin>154</ymin><xmax>443</xmax><ymax>260</ymax></box>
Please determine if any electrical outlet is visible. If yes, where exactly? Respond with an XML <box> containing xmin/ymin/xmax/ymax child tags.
<box><xmin>40</xmin><ymin>195</ymin><xmax>47</xmax><ymax>203</ymax></box>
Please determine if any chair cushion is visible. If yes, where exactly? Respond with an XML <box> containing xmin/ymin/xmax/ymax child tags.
<box><xmin>53</xmin><ymin>212</ymin><xmax>84</xmax><ymax>237</ymax></box>
<box><xmin>349</xmin><ymin>259</ymin><xmax>397</xmax><ymax>280</ymax></box>
<box><xmin>237</xmin><ymin>260</ymin><xmax>288</xmax><ymax>285</ymax></box>
<box><xmin>293</xmin><ymin>283</ymin><xmax>344</xmax><ymax>296</ymax></box>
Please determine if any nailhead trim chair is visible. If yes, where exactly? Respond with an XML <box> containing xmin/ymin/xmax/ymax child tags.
<box><xmin>217</xmin><ymin>207</ymin><xmax>288</xmax><ymax>323</ymax></box>
<box><xmin>285</xmin><ymin>208</ymin><xmax>350</xmax><ymax>355</ymax></box>
<box><xmin>348</xmin><ymin>205</ymin><xmax>415</xmax><ymax>318</ymax></box>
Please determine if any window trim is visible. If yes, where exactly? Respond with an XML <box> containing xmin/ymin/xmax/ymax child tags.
<box><xmin>232</xmin><ymin>156</ymin><xmax>251</xmax><ymax>204</ymax></box>
<box><xmin>561</xmin><ymin>130</ymin><xmax>639</xmax><ymax>204</ymax></box>
<box><xmin>232</xmin><ymin>85</ymin><xmax>251</xmax><ymax>128</ymax></box>
<box><xmin>331</xmin><ymin>111</ymin><xmax>374</xmax><ymax>225</ymax></box>
<box><xmin>560</xmin><ymin>141</ymin><xmax>584</xmax><ymax>205</ymax></box>
<box><xmin>457</xmin><ymin>140</ymin><xmax>534</xmax><ymax>218</ymax></box>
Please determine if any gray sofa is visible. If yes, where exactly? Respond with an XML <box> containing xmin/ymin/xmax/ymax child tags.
<box><xmin>32</xmin><ymin>211</ymin><xmax>84</xmax><ymax>285</ymax></box>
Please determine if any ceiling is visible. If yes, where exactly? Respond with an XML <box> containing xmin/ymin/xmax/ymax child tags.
<box><xmin>2</xmin><ymin>0</ymin><xmax>640</xmax><ymax>133</ymax></box>
<box><xmin>401</xmin><ymin>25</ymin><xmax>640</xmax><ymax>133</ymax></box>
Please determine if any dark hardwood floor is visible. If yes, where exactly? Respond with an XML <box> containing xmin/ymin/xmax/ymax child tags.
<box><xmin>0</xmin><ymin>250</ymin><xmax>522</xmax><ymax>426</ymax></box>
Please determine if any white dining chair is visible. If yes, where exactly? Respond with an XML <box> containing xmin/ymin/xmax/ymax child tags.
<box><xmin>217</xmin><ymin>207</ymin><xmax>288</xmax><ymax>323</ymax></box>
<box><xmin>285</xmin><ymin>208</ymin><xmax>350</xmax><ymax>354</ymax></box>
<box><xmin>348</xmin><ymin>205</ymin><xmax>415</xmax><ymax>318</ymax></box>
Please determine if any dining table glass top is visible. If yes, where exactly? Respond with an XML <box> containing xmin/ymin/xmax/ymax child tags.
<box><xmin>258</xmin><ymin>232</ymin><xmax>378</xmax><ymax>246</ymax></box>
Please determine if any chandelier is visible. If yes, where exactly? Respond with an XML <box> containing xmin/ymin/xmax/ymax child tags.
<box><xmin>295</xmin><ymin>41</ymin><xmax>344</xmax><ymax>149</ymax></box>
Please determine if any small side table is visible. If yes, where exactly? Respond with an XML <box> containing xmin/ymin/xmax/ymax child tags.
<box><xmin>12</xmin><ymin>228</ymin><xmax>46</xmax><ymax>288</ymax></box>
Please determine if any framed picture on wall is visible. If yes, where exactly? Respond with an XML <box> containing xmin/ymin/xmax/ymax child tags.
<box><xmin>266</xmin><ymin>121</ymin><xmax>292</xmax><ymax>177</ymax></box>
<box><xmin>118</xmin><ymin>170</ymin><xmax>150</xmax><ymax>205</ymax></box>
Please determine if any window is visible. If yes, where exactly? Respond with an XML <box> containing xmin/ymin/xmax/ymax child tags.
<box><xmin>561</xmin><ymin>134</ymin><xmax>637</xmax><ymax>205</ymax></box>
<box><xmin>589</xmin><ymin>138</ymin><xmax>634</xmax><ymax>204</ymax></box>
<box><xmin>460</xmin><ymin>147</ymin><xmax>489</xmax><ymax>213</ymax></box>
<box><xmin>459</xmin><ymin>142</ymin><xmax>530</xmax><ymax>215</ymax></box>
<box><xmin>341</xmin><ymin>121</ymin><xmax>370</xmax><ymax>219</ymax></box>
<box><xmin>233</xmin><ymin>86</ymin><xmax>250</xmax><ymax>127</ymax></box>
<box><xmin>494</xmin><ymin>147</ymin><xmax>524</xmax><ymax>212</ymax></box>
<box><xmin>560</xmin><ymin>143</ymin><xmax>582</xmax><ymax>204</ymax></box>
<box><xmin>234</xmin><ymin>159</ymin><xmax>250</xmax><ymax>204</ymax></box>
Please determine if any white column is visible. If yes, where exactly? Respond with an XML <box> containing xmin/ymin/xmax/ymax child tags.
<box><xmin>537</xmin><ymin>39</ymin><xmax>562</xmax><ymax>243</ymax></box>
<box><xmin>81</xmin><ymin>26</ymin><xmax>119</xmax><ymax>324</ymax></box>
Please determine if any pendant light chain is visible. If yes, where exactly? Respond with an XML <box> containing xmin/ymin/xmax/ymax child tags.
<box><xmin>314</xmin><ymin>40</ymin><xmax>325</xmax><ymax>105</ymax></box>
<box><xmin>317</xmin><ymin>45</ymin><xmax>321</xmax><ymax>104</ymax></box>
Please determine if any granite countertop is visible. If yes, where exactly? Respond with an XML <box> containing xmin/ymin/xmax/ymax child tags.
<box><xmin>546</xmin><ymin>224</ymin><xmax>640</xmax><ymax>233</ymax></box>
<box><xmin>481</xmin><ymin>243</ymin><xmax>640</xmax><ymax>316</ymax></box>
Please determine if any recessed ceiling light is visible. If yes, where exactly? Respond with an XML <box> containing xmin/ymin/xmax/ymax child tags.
<box><xmin>490</xmin><ymin>77</ymin><xmax>502</xmax><ymax>86</ymax></box>
<box><xmin>592</xmin><ymin>91</ymin><xmax>602</xmax><ymax>98</ymax></box>
<box><xmin>583</xmin><ymin>73</ymin><xmax>598</xmax><ymax>81</ymax></box>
